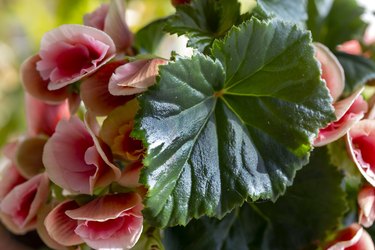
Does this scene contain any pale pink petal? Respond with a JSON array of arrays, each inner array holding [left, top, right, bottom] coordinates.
[[85, 112, 122, 180], [67, 92, 82, 115], [25, 94, 70, 136], [2, 140, 18, 160], [66, 193, 143, 250], [314, 88, 367, 147], [15, 136, 48, 178], [65, 192, 142, 221], [21, 55, 69, 103], [83, 4, 109, 31], [36, 24, 116, 90], [43, 117, 97, 194], [0, 162, 26, 200], [80, 61, 135, 116], [337, 40, 363, 55], [0, 173, 49, 234], [44, 200, 83, 246], [37, 203, 70, 250], [117, 161, 143, 188], [358, 185, 375, 228], [326, 224, 375, 250], [315, 43, 345, 102], [104, 0, 134, 53], [347, 119, 375, 186], [109, 59, 168, 96]]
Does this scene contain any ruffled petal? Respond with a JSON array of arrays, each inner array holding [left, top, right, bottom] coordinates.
[[326, 224, 374, 250], [358, 185, 375, 228], [36, 24, 116, 90]]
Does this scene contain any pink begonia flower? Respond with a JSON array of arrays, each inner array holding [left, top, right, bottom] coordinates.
[[346, 119, 375, 186], [0, 173, 49, 234], [315, 42, 345, 102], [80, 61, 135, 116], [84, 0, 133, 53], [325, 224, 374, 250], [36, 24, 116, 90], [314, 88, 368, 146], [43, 116, 121, 195], [337, 40, 363, 56], [358, 185, 375, 228], [109, 58, 168, 96], [45, 193, 143, 249], [25, 94, 70, 137], [313, 43, 368, 147], [100, 99, 144, 161]]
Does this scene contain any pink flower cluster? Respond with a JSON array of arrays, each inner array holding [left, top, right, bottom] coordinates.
[[0, 0, 167, 249], [314, 40, 375, 249]]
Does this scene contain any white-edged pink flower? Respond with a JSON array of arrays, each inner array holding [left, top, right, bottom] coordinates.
[[80, 61, 135, 116], [314, 88, 368, 146], [84, 0, 133, 53], [347, 119, 375, 186], [313, 43, 368, 147], [42, 116, 121, 194], [45, 193, 143, 249], [109, 58, 168, 96], [0, 173, 49, 234], [315, 42, 345, 102], [358, 185, 375, 228], [325, 223, 375, 250], [36, 24, 116, 90]]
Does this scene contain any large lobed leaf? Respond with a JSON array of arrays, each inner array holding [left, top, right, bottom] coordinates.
[[256, 0, 308, 24], [163, 148, 348, 250], [133, 18, 335, 227]]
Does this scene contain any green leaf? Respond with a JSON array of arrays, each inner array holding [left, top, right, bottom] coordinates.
[[134, 18, 335, 228], [134, 18, 168, 54], [256, 0, 308, 24], [164, 148, 348, 250], [165, 0, 241, 52], [307, 0, 366, 49], [335, 51, 375, 95]]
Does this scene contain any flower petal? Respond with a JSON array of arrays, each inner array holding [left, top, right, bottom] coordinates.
[[0, 173, 49, 234], [117, 161, 143, 188], [0, 162, 26, 200], [109, 58, 167, 96], [326, 224, 374, 250], [346, 119, 375, 186], [21, 55, 69, 103], [80, 61, 135, 116], [25, 94, 70, 136], [314, 88, 367, 147], [36, 24, 116, 90], [44, 200, 83, 246], [315, 42, 345, 102], [43, 117, 96, 194], [358, 185, 375, 228], [104, 0, 134, 53]]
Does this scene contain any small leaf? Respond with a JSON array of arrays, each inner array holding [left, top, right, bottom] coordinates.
[[134, 18, 168, 54], [134, 18, 335, 228], [256, 0, 308, 24], [335, 51, 375, 96], [165, 0, 241, 52], [163, 148, 348, 250]]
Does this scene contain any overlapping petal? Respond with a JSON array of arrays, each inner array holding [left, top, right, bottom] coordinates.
[[109, 58, 167, 96], [358, 185, 375, 228]]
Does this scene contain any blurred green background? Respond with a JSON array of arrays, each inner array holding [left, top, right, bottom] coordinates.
[[0, 0, 176, 147]]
